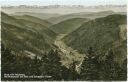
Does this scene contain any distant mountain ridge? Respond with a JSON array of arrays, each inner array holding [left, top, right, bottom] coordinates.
[[11, 12, 61, 20], [47, 11, 119, 24], [2, 5, 126, 9]]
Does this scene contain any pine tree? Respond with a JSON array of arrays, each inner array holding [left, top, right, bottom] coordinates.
[[117, 59, 127, 80], [60, 65, 72, 80], [102, 49, 127, 81], [40, 49, 63, 80], [29, 56, 42, 75], [80, 47, 99, 80], [69, 61, 80, 80]]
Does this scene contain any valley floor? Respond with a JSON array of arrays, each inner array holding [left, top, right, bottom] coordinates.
[[54, 34, 84, 72]]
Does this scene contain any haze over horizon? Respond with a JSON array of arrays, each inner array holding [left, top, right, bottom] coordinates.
[[1, 0, 127, 6]]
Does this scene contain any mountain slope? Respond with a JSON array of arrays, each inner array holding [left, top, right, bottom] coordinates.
[[1, 12, 57, 56], [1, 12, 56, 40], [17, 19, 57, 41], [1, 12, 24, 27], [63, 14, 127, 65], [13, 15, 52, 27], [50, 18, 89, 34]]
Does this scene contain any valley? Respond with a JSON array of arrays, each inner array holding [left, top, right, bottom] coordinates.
[[1, 7, 127, 81], [54, 34, 84, 71]]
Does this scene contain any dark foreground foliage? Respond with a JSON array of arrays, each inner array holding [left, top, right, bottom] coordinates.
[[1, 44, 79, 81], [80, 47, 127, 81], [1, 44, 127, 81]]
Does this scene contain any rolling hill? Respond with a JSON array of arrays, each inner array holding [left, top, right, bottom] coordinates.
[[17, 19, 57, 42], [47, 11, 116, 24], [50, 18, 89, 34], [13, 15, 52, 27], [62, 14, 127, 65], [11, 12, 61, 20], [1, 12, 57, 57]]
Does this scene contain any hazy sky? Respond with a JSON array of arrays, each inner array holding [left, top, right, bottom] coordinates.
[[1, 0, 127, 6]]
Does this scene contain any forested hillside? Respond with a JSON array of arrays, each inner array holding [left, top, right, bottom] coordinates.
[[62, 14, 127, 80], [1, 12, 57, 56], [50, 18, 89, 34], [63, 14, 127, 64]]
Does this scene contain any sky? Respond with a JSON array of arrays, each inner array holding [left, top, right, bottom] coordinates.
[[0, 0, 127, 6]]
